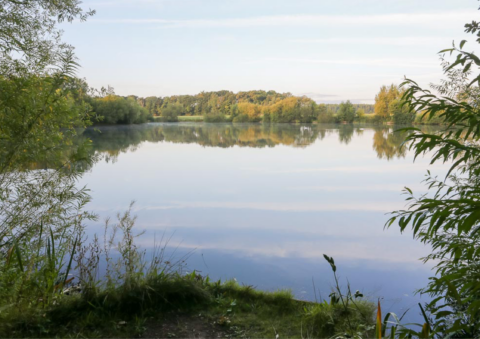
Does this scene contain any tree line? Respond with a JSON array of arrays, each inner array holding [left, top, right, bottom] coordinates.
[[78, 88, 380, 125], [66, 84, 422, 126], [131, 90, 378, 123], [89, 86, 426, 125], [52, 82, 419, 126]]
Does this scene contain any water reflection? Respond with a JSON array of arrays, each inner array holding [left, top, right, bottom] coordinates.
[[81, 123, 410, 162], [373, 129, 408, 160]]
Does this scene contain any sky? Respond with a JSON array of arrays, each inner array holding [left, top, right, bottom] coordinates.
[[62, 0, 480, 103]]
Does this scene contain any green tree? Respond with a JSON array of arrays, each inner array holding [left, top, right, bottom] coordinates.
[[144, 96, 159, 115], [337, 101, 356, 123], [317, 104, 335, 123], [389, 99, 415, 125], [92, 95, 151, 124], [0, 0, 96, 308], [230, 103, 240, 118], [160, 103, 182, 122], [356, 108, 365, 121]]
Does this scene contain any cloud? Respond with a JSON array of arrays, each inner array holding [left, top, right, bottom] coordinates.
[[298, 92, 338, 99], [315, 99, 375, 104], [88, 200, 404, 213], [241, 162, 447, 175], [134, 237, 428, 264], [86, 0, 172, 7], [137, 200, 403, 212], [287, 183, 426, 193], [290, 36, 452, 46], [91, 10, 474, 28], [247, 57, 439, 69]]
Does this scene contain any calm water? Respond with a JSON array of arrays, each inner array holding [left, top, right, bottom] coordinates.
[[78, 122, 446, 323]]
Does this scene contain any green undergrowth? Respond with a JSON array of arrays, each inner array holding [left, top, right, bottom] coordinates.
[[177, 115, 204, 122], [0, 273, 375, 338], [206, 279, 375, 338]]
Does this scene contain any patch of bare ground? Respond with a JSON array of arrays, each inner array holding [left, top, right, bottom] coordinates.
[[142, 313, 234, 339]]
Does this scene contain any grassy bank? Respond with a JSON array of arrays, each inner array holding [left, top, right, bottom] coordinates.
[[181, 113, 445, 126], [1, 273, 375, 338], [154, 114, 408, 125], [178, 115, 204, 122], [0, 206, 375, 338], [152, 115, 205, 122]]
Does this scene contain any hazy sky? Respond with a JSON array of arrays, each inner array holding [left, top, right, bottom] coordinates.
[[62, 0, 480, 103]]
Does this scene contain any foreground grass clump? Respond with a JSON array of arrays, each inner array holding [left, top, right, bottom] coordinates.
[[0, 273, 375, 338], [207, 279, 375, 338], [0, 272, 209, 337]]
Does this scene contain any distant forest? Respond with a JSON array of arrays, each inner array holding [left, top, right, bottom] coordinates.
[[126, 90, 374, 117], [89, 88, 414, 125]]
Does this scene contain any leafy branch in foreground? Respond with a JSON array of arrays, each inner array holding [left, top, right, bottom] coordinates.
[[0, 0, 98, 325], [386, 5, 480, 337]]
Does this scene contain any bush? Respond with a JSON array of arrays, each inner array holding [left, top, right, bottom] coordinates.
[[317, 111, 336, 123], [262, 112, 271, 123], [204, 112, 226, 122], [337, 101, 356, 123], [413, 111, 445, 125], [390, 99, 415, 125], [92, 95, 151, 124], [160, 104, 182, 122], [236, 102, 262, 122], [232, 113, 250, 123]]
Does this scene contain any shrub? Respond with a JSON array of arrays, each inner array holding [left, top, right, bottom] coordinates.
[[232, 113, 250, 123], [160, 104, 182, 122], [92, 95, 151, 124], [204, 112, 226, 122]]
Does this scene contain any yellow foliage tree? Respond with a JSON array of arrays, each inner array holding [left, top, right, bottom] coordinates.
[[237, 102, 261, 120], [374, 84, 400, 121]]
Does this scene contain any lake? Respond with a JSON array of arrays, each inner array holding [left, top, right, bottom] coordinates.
[[78, 122, 446, 323]]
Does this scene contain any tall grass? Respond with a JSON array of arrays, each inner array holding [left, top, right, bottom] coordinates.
[[0, 202, 191, 335]]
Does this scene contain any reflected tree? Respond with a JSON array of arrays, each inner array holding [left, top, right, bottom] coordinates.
[[337, 125, 355, 144], [372, 128, 408, 160], [65, 124, 427, 165]]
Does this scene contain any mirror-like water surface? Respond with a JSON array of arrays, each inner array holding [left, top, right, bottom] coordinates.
[[79, 123, 446, 323]]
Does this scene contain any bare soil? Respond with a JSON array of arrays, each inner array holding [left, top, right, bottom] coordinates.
[[142, 313, 232, 339]]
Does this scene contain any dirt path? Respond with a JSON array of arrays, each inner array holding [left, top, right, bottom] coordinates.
[[142, 314, 231, 339]]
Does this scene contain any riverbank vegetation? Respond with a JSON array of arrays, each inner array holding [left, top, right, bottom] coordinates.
[[96, 86, 445, 126], [89, 87, 438, 126], [86, 88, 384, 125], [140, 88, 435, 126], [136, 90, 372, 124], [90, 94, 151, 124], [87, 86, 385, 125]]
